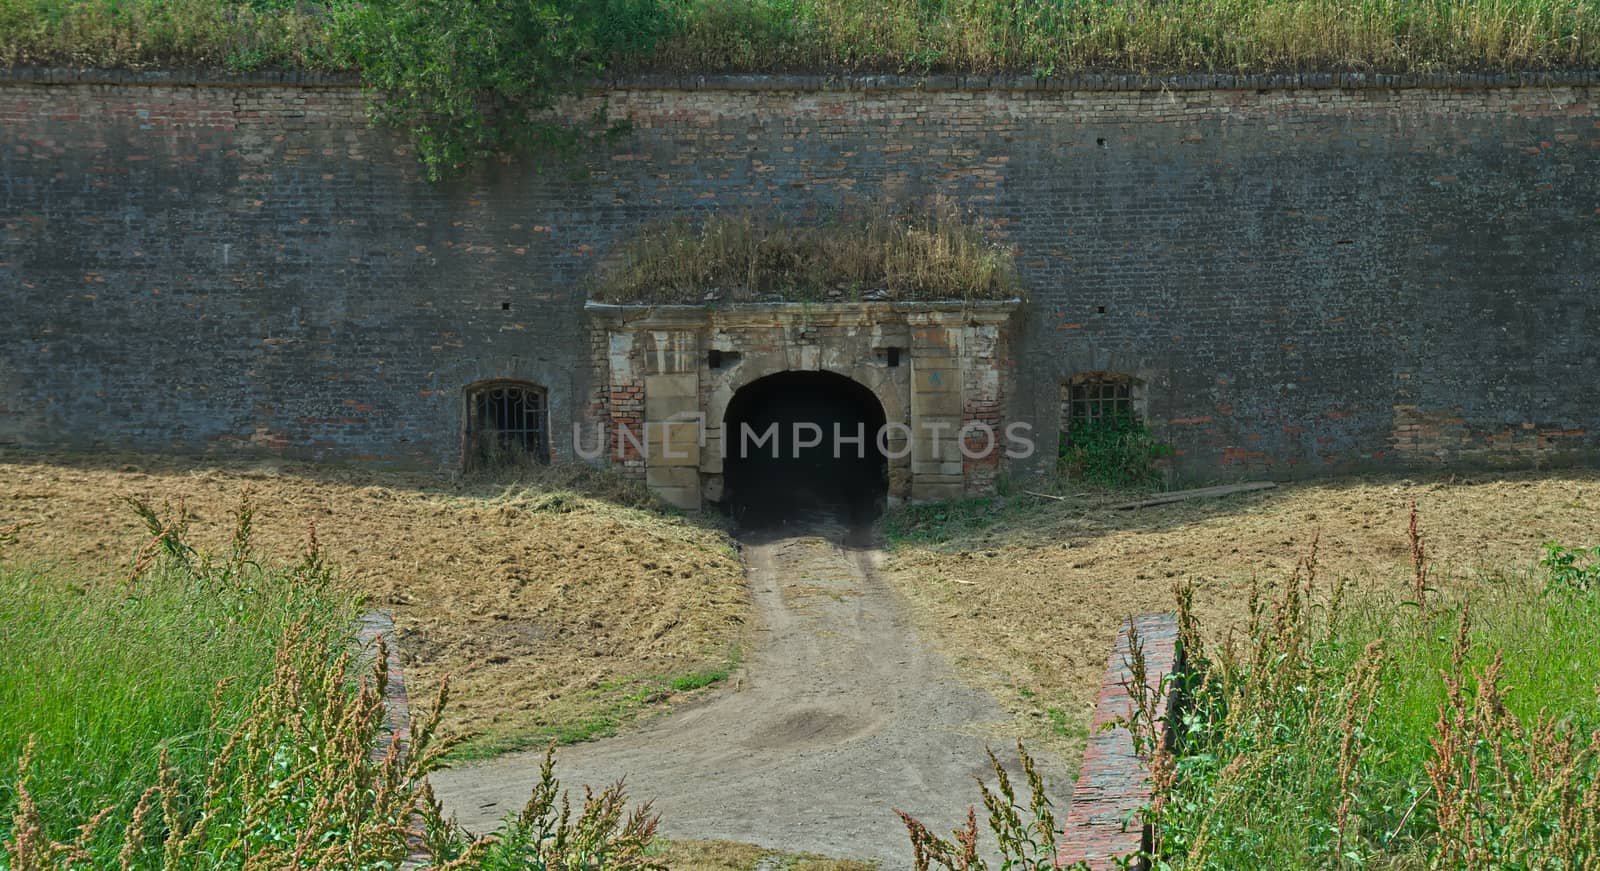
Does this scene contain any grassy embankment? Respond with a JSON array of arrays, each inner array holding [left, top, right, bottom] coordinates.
[[1138, 513, 1600, 866], [0, 501, 353, 856], [3, 0, 1597, 75], [0, 505, 671, 868], [0, 453, 749, 761], [881, 472, 1600, 767], [886, 479, 1600, 868]]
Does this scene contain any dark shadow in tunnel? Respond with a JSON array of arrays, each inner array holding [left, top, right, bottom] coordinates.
[[721, 370, 888, 530]]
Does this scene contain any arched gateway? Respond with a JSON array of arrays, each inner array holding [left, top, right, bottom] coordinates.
[[584, 300, 1023, 512], [722, 369, 889, 525]]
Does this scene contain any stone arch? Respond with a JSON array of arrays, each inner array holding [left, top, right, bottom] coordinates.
[[706, 363, 907, 438], [585, 300, 1020, 511], [719, 368, 891, 526]]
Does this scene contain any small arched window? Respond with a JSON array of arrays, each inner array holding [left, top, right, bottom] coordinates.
[[1061, 372, 1143, 445], [466, 381, 549, 468]]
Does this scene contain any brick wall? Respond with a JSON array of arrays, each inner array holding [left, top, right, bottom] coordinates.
[[2, 70, 1595, 476]]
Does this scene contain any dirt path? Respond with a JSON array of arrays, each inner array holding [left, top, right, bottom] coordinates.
[[432, 518, 1064, 865]]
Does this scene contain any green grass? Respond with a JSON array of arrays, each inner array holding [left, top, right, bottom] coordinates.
[[3, 0, 1598, 75], [1044, 707, 1081, 741], [450, 649, 742, 761], [1153, 555, 1600, 867], [883, 496, 1011, 547], [0, 522, 354, 856]]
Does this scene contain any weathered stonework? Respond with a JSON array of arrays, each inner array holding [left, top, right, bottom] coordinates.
[[585, 301, 1021, 508], [1, 71, 1595, 488]]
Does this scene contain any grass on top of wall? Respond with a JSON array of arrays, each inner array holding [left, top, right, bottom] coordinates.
[[3, 0, 1599, 75], [588, 201, 1022, 305]]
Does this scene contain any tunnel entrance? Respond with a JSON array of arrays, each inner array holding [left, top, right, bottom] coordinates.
[[722, 370, 888, 528]]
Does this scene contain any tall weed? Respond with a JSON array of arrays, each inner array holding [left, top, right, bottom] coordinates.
[[1148, 517, 1600, 869], [0, 496, 663, 870]]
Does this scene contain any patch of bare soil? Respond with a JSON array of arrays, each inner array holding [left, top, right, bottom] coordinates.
[[882, 472, 1600, 763], [0, 450, 748, 755]]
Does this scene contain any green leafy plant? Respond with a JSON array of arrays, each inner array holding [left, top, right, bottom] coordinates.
[[427, 747, 662, 870], [1057, 414, 1173, 490], [1539, 541, 1600, 593], [332, 0, 676, 180]]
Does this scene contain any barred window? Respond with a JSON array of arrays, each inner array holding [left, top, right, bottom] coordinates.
[[466, 382, 548, 467], [1062, 374, 1140, 442]]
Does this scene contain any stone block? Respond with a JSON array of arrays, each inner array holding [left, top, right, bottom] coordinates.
[[645, 373, 700, 420], [647, 420, 702, 466], [912, 367, 959, 393], [912, 386, 964, 418], [912, 433, 962, 464], [646, 464, 698, 486]]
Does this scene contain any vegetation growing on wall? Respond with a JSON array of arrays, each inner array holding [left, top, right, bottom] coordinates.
[[589, 201, 1021, 304], [334, 0, 676, 180], [648, 0, 1600, 77], [3, 0, 1597, 177], [6, 0, 1599, 76], [1057, 414, 1175, 490]]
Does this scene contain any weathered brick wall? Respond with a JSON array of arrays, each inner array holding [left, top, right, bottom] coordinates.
[[2, 70, 1595, 476]]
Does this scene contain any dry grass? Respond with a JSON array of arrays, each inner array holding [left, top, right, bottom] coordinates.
[[5, 0, 1598, 75], [881, 471, 1600, 763], [0, 450, 748, 758], [651, 839, 878, 870], [589, 201, 1020, 305], [647, 0, 1600, 75]]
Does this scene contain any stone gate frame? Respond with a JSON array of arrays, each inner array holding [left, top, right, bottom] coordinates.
[[585, 300, 1022, 509]]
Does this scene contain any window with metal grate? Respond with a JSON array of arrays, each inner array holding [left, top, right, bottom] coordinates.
[[466, 382, 549, 467], [1062, 374, 1140, 443]]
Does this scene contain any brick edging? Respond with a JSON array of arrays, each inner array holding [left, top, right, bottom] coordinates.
[[1055, 613, 1182, 871], [3, 65, 1596, 92], [355, 610, 412, 758]]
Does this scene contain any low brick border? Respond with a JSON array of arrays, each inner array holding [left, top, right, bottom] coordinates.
[[1055, 613, 1182, 870], [3, 66, 1595, 92], [355, 610, 412, 758]]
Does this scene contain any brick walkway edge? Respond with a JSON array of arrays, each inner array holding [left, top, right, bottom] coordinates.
[[1056, 613, 1183, 870]]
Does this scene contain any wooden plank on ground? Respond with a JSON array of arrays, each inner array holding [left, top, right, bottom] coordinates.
[[1110, 480, 1276, 511]]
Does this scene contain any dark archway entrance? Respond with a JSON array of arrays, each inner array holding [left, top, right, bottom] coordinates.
[[722, 370, 888, 528]]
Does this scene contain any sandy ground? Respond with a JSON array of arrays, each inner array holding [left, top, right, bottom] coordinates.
[[881, 471, 1600, 762], [433, 518, 1066, 866], [0, 451, 748, 755]]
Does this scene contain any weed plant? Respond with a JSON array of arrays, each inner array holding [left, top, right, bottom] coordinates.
[[0, 498, 664, 869]]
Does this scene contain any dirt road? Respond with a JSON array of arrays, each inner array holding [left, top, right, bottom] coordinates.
[[432, 518, 1064, 865]]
